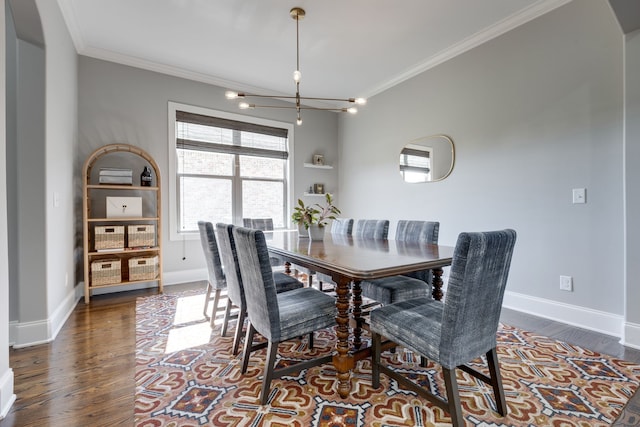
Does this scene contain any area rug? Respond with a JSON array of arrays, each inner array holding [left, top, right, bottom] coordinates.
[[134, 291, 640, 426]]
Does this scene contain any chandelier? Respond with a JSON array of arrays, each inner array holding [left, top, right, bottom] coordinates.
[[225, 7, 366, 126]]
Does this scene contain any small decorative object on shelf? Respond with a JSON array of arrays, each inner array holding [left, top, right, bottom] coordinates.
[[99, 167, 132, 185], [313, 183, 324, 194], [308, 185, 314, 194], [313, 154, 324, 166], [141, 166, 152, 186]]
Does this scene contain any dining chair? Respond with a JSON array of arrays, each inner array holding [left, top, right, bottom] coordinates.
[[215, 223, 305, 355], [242, 217, 285, 269], [232, 226, 337, 405], [370, 229, 517, 427], [316, 218, 354, 291], [360, 220, 439, 305], [353, 219, 389, 239], [197, 221, 228, 326]]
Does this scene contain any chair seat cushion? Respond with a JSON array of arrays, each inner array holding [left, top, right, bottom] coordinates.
[[361, 275, 431, 305], [277, 288, 337, 341], [369, 297, 443, 364], [273, 272, 304, 293]]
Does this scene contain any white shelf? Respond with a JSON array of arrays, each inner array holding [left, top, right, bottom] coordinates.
[[303, 192, 327, 197], [303, 162, 333, 169]]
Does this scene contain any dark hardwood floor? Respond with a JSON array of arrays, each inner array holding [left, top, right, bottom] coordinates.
[[2, 281, 639, 426]]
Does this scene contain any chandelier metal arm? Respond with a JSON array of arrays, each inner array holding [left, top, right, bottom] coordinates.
[[225, 6, 365, 125]]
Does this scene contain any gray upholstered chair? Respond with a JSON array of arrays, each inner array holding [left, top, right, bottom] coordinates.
[[360, 220, 439, 305], [242, 217, 285, 268], [316, 218, 354, 290], [215, 223, 304, 355], [232, 226, 337, 405], [198, 221, 227, 326], [370, 229, 517, 427], [353, 219, 389, 239]]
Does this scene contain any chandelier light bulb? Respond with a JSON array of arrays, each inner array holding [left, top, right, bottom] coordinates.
[[355, 98, 367, 105], [225, 91, 239, 99], [347, 107, 358, 114], [239, 102, 252, 109], [293, 70, 302, 83], [296, 118, 303, 125]]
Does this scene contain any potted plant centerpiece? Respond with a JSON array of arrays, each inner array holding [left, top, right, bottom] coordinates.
[[291, 193, 340, 240]]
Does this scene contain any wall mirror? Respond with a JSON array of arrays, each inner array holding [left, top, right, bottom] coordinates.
[[399, 134, 455, 183]]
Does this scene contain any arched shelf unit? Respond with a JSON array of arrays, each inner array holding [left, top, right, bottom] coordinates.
[[82, 143, 163, 303]]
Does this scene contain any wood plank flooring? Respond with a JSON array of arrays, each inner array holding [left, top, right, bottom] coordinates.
[[1, 282, 639, 426]]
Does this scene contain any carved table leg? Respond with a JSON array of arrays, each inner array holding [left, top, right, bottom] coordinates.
[[432, 267, 444, 301], [332, 275, 354, 398], [351, 280, 363, 350]]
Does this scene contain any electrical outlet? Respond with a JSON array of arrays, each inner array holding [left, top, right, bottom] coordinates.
[[559, 275, 573, 291]]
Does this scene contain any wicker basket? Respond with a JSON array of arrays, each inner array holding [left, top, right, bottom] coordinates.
[[91, 259, 122, 286], [94, 225, 125, 250], [129, 255, 159, 281], [127, 224, 155, 248]]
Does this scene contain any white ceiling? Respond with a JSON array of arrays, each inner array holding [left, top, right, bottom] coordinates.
[[57, 0, 571, 107]]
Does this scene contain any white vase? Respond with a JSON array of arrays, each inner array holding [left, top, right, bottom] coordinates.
[[308, 224, 325, 241], [298, 223, 309, 238]]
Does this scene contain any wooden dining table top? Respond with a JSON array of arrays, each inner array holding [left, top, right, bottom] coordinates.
[[265, 230, 455, 280]]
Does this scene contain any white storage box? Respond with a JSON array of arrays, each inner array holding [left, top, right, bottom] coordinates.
[[106, 196, 142, 218]]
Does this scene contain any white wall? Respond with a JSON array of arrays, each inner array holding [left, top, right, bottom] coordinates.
[[1, 0, 16, 419], [339, 1, 626, 337], [77, 57, 339, 288]]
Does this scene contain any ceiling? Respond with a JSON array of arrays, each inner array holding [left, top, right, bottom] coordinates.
[[56, 0, 573, 107]]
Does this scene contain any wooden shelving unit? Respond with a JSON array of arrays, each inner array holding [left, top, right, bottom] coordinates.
[[82, 143, 163, 303]]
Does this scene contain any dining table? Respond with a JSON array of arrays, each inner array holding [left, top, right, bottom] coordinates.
[[265, 230, 455, 398]]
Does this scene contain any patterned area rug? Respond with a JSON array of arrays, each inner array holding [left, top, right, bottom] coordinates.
[[135, 291, 640, 426]]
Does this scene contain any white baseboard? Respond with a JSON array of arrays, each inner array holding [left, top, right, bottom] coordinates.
[[0, 368, 15, 420], [10, 288, 79, 349], [622, 321, 640, 349], [502, 290, 624, 338]]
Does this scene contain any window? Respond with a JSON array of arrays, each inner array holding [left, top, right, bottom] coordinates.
[[168, 103, 294, 240]]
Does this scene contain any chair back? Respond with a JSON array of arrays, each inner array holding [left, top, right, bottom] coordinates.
[[215, 223, 245, 308], [395, 220, 439, 244], [245, 218, 274, 231], [232, 226, 281, 341], [197, 221, 226, 290], [330, 218, 354, 235], [353, 219, 389, 239], [439, 229, 517, 368]]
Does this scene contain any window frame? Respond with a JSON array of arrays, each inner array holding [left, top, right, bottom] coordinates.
[[167, 101, 295, 241]]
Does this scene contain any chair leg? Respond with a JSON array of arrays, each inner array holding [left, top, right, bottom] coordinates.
[[221, 298, 232, 337], [260, 340, 279, 405], [371, 332, 381, 389], [203, 282, 213, 319], [442, 367, 464, 427], [308, 331, 314, 349], [241, 323, 256, 374], [209, 289, 222, 328], [232, 308, 247, 356], [486, 347, 507, 416]]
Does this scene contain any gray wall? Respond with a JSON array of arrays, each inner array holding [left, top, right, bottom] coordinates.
[[77, 57, 339, 283], [625, 28, 640, 343], [339, 1, 626, 336]]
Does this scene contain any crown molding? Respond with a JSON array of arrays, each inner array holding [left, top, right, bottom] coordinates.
[[363, 0, 574, 98]]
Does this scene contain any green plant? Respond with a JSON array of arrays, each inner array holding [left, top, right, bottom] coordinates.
[[291, 193, 341, 228]]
